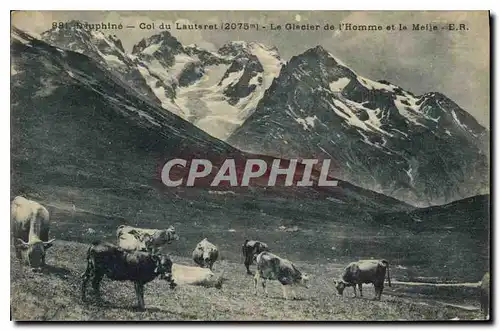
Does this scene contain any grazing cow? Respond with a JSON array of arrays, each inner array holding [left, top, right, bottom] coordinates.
[[334, 259, 391, 300], [81, 241, 176, 310], [479, 272, 490, 319], [254, 251, 309, 300], [172, 264, 224, 289], [116, 225, 179, 253], [242, 239, 269, 275], [192, 238, 219, 270], [11, 196, 55, 271]]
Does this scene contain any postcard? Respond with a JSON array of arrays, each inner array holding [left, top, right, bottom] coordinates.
[[10, 10, 490, 321]]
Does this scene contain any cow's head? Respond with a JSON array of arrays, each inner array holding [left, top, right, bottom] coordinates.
[[256, 242, 269, 253], [202, 247, 214, 264], [155, 226, 179, 245], [15, 238, 55, 271], [290, 264, 309, 288], [298, 273, 310, 288], [166, 226, 179, 242], [153, 254, 173, 282], [139, 233, 155, 252], [334, 280, 348, 295]]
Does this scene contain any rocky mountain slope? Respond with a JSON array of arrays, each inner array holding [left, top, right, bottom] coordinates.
[[372, 194, 490, 234], [41, 22, 283, 140], [25, 22, 490, 206], [11, 28, 410, 214], [228, 46, 489, 206], [12, 27, 237, 194]]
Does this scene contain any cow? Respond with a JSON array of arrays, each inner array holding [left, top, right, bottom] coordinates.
[[81, 241, 176, 311], [192, 238, 219, 270], [254, 251, 309, 300], [334, 259, 391, 300], [116, 225, 179, 253], [172, 264, 224, 289], [11, 196, 55, 271], [479, 272, 490, 320], [242, 239, 269, 275]]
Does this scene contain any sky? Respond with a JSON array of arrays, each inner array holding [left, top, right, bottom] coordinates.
[[11, 10, 490, 127]]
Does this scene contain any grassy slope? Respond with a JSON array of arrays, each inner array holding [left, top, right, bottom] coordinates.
[[29, 185, 489, 282], [11, 240, 483, 321], [10, 189, 488, 322]]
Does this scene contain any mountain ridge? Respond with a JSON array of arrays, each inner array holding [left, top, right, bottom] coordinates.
[[228, 45, 489, 206], [40, 23, 283, 140], [12, 27, 413, 214], [28, 24, 490, 206]]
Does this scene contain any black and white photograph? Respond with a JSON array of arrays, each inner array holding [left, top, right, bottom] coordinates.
[[9, 10, 491, 321]]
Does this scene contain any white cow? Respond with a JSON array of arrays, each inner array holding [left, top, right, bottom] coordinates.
[[192, 238, 219, 270], [11, 196, 55, 271], [116, 225, 179, 252], [254, 251, 309, 300], [172, 264, 224, 288]]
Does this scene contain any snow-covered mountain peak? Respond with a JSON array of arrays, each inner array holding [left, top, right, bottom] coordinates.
[[42, 21, 109, 46], [17, 25, 489, 206], [41, 21, 129, 64], [218, 41, 281, 60], [132, 31, 183, 56], [228, 44, 489, 206]]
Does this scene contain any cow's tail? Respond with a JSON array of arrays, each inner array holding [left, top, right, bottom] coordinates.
[[242, 240, 249, 261], [381, 259, 391, 287]]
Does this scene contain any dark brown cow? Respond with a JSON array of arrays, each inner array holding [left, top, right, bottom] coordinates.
[[334, 259, 391, 300], [81, 241, 176, 310], [242, 239, 269, 275]]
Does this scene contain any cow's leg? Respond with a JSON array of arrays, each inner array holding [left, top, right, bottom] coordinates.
[[135, 282, 145, 310], [134, 282, 140, 308], [358, 284, 363, 297], [81, 268, 91, 301], [40, 227, 49, 243], [378, 283, 384, 300], [282, 285, 289, 300], [140, 284, 146, 309], [92, 272, 104, 301], [291, 287, 297, 300], [482, 297, 489, 319], [374, 283, 383, 300], [261, 278, 268, 296], [14, 244, 22, 260], [245, 262, 252, 275], [373, 285, 380, 300], [13, 233, 24, 261], [253, 272, 260, 294], [352, 285, 357, 298]]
